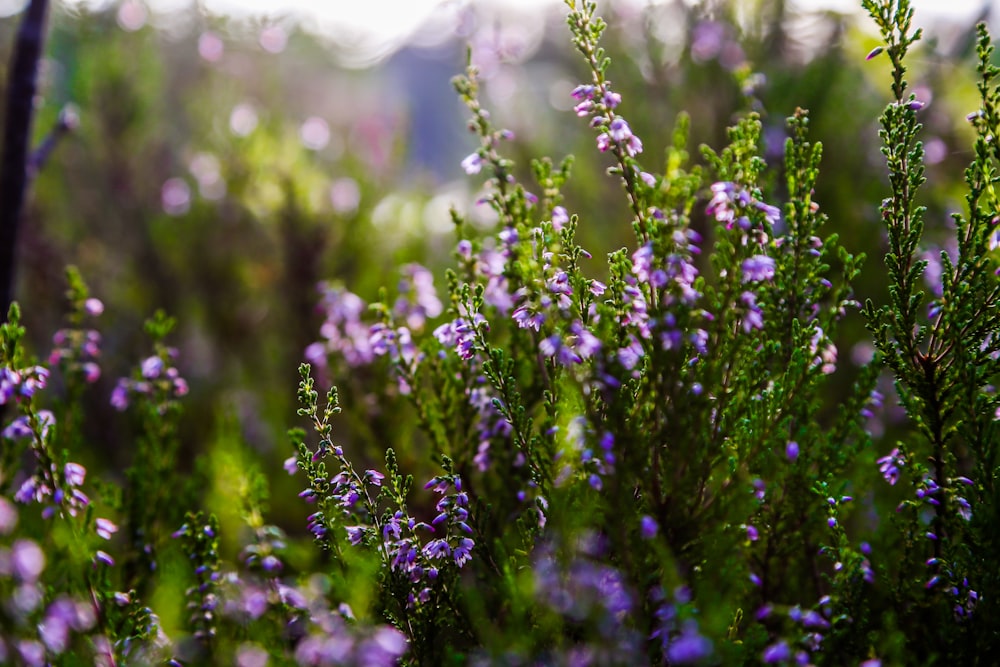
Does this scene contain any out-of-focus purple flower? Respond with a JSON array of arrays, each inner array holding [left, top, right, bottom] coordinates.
[[96, 518, 118, 540], [64, 462, 86, 487], [551, 206, 569, 231], [0, 497, 17, 534], [357, 626, 408, 666], [141, 356, 164, 379], [19, 366, 49, 397], [762, 640, 791, 663], [741, 292, 764, 332], [957, 497, 972, 521], [11, 539, 46, 582], [17, 641, 45, 667], [83, 298, 104, 316], [666, 621, 713, 664], [234, 643, 269, 667], [640, 515, 658, 539], [94, 551, 115, 567], [786, 441, 800, 461], [111, 380, 129, 411], [2, 416, 32, 439], [742, 255, 776, 282]]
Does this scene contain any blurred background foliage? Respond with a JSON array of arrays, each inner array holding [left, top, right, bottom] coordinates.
[[0, 0, 995, 554]]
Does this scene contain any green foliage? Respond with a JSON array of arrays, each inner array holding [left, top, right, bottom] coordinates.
[[4, 0, 1000, 664]]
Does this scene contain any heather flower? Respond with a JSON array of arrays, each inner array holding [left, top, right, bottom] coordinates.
[[956, 497, 972, 521], [2, 415, 33, 439], [754, 200, 781, 225], [111, 380, 129, 410], [452, 538, 472, 566], [740, 292, 764, 332], [877, 447, 903, 485], [666, 621, 713, 664], [19, 366, 49, 397], [461, 152, 483, 175], [640, 515, 658, 539], [10, 539, 46, 582], [786, 441, 800, 461], [608, 117, 632, 142], [141, 355, 164, 379], [552, 205, 569, 231], [762, 640, 791, 663], [742, 255, 776, 282], [394, 264, 443, 330]]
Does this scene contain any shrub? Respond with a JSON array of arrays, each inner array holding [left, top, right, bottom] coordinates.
[[1, 0, 999, 664]]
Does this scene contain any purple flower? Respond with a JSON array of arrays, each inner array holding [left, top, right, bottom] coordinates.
[[608, 118, 631, 142], [110, 381, 129, 411], [865, 46, 884, 60], [346, 526, 366, 545], [64, 462, 86, 487], [666, 622, 713, 664], [786, 441, 800, 461], [461, 153, 483, 175], [423, 539, 451, 560], [454, 537, 474, 567], [640, 515, 658, 539], [551, 206, 569, 231], [754, 201, 781, 225], [742, 255, 776, 282], [957, 497, 972, 521], [11, 539, 46, 582], [877, 447, 903, 485], [2, 416, 32, 439], [84, 298, 104, 316], [141, 356, 163, 379], [740, 292, 764, 332], [762, 640, 791, 663], [94, 550, 115, 567], [574, 99, 595, 116], [96, 518, 118, 540]]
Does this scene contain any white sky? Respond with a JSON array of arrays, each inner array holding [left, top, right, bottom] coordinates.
[[0, 0, 995, 64]]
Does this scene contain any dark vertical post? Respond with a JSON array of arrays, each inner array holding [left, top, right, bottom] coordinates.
[[0, 0, 50, 321]]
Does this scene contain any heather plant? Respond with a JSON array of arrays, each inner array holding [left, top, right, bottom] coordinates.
[[2, 0, 1000, 665]]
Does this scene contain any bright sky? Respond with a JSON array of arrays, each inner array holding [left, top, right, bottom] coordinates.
[[0, 0, 995, 65]]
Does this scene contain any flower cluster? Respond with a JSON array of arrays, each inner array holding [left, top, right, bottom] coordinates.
[[110, 349, 189, 412], [305, 283, 374, 370], [47, 298, 103, 385], [0, 365, 49, 406]]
